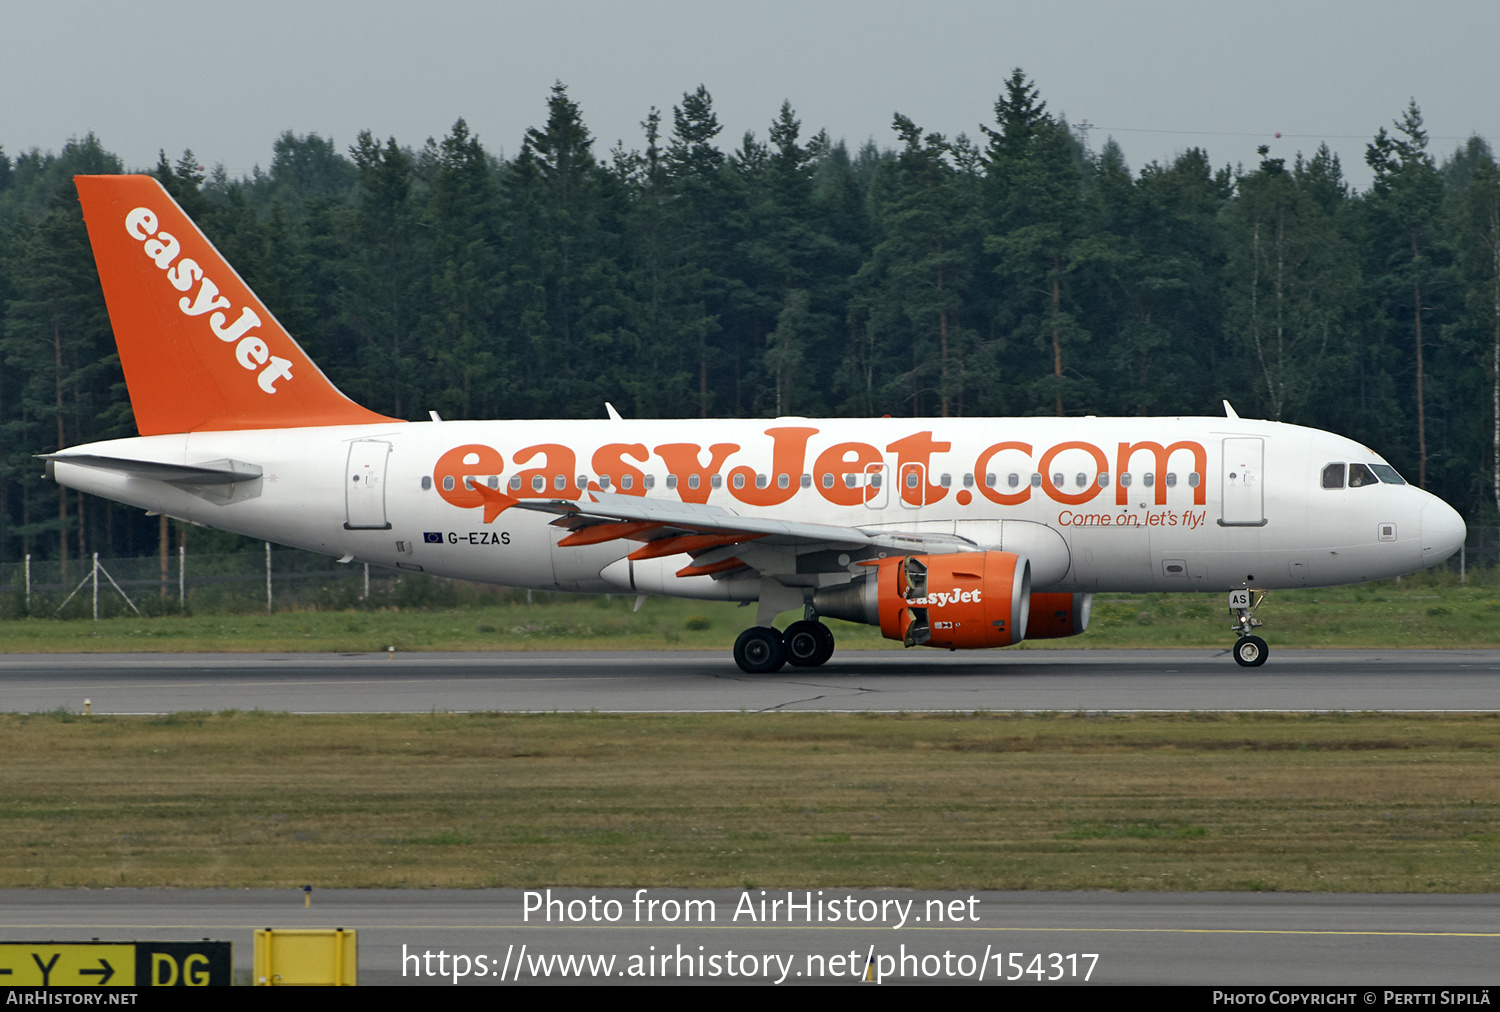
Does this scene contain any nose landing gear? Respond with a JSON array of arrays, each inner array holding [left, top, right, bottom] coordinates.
[[1229, 588, 1269, 667], [733, 618, 836, 674]]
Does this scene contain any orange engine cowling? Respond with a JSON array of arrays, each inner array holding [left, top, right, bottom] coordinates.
[[872, 551, 1032, 649], [1024, 592, 1093, 639]]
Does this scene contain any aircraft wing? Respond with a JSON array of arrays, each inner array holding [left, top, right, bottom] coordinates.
[[474, 484, 981, 580]]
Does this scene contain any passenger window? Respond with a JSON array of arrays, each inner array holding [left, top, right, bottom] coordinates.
[[940, 473, 951, 488], [870, 473, 883, 488], [1008, 473, 1019, 488], [1052, 473, 1064, 487], [1097, 472, 1109, 487], [421, 475, 433, 490], [801, 474, 812, 488], [1188, 472, 1200, 488], [621, 474, 633, 490], [1322, 463, 1345, 489], [844, 474, 856, 488], [667, 474, 679, 489], [754, 473, 767, 489], [732, 473, 745, 489], [507, 476, 520, 491], [962, 473, 973, 488], [1348, 463, 1377, 488], [1120, 472, 1132, 488], [555, 474, 566, 490], [1031, 473, 1043, 488], [822, 473, 834, 489], [1165, 473, 1177, 488], [905, 471, 919, 489], [687, 474, 700, 490], [532, 475, 545, 492], [598, 475, 611, 489], [711, 474, 723, 489], [1075, 473, 1087, 488], [576, 474, 587, 489], [1144, 473, 1154, 488], [442, 475, 454, 491], [644, 474, 655, 490], [777, 473, 789, 489]]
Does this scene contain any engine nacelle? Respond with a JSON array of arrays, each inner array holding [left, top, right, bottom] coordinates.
[[813, 551, 1031, 649], [1024, 592, 1092, 639]]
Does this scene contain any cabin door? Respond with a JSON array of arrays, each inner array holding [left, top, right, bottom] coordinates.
[[1220, 437, 1266, 527], [345, 439, 393, 530]]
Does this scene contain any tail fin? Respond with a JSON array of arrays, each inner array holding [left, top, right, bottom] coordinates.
[[75, 174, 397, 435]]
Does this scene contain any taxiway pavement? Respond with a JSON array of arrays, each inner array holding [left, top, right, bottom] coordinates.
[[0, 649, 1496, 713], [0, 889, 1494, 985]]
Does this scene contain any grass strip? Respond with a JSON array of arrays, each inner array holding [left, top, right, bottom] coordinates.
[[0, 579, 1497, 653], [2, 711, 1497, 892]]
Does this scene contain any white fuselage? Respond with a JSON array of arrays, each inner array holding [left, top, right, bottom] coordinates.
[[51, 415, 1466, 600]]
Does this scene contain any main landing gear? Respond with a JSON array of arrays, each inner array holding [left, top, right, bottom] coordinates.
[[1229, 588, 1269, 667], [733, 620, 835, 674]]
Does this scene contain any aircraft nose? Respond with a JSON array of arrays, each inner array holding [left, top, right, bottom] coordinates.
[[1420, 497, 1466, 567]]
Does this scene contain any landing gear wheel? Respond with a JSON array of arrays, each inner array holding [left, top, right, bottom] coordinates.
[[734, 626, 787, 674], [784, 620, 835, 667], [811, 623, 835, 666], [1233, 635, 1268, 667]]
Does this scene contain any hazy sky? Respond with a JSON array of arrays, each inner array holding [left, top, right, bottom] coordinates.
[[7, 1, 1497, 190]]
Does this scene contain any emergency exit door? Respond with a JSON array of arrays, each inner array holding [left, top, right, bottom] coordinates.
[[345, 440, 392, 530]]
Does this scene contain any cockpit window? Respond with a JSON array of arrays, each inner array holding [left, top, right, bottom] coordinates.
[[1321, 463, 1345, 489], [1348, 463, 1378, 488], [1369, 463, 1407, 485]]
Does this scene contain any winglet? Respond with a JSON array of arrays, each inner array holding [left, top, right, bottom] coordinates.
[[1223, 399, 1240, 419], [75, 174, 398, 435]]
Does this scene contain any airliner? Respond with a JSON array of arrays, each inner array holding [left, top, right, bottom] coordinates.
[[47, 175, 1467, 672]]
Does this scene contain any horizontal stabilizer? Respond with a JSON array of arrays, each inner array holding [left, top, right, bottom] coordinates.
[[43, 453, 262, 485]]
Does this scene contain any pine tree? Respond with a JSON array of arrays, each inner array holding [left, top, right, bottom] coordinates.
[[1366, 101, 1449, 488], [984, 70, 1092, 416], [1224, 145, 1357, 421], [1444, 140, 1500, 519]]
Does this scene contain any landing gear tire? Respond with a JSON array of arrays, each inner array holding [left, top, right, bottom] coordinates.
[[784, 620, 835, 667], [734, 626, 787, 674], [1233, 635, 1268, 667]]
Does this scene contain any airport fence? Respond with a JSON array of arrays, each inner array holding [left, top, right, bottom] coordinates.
[[0, 546, 465, 620], [1431, 524, 1500, 585], [0, 526, 1496, 621]]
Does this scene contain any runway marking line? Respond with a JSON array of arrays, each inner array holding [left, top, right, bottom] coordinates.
[[0, 677, 624, 692]]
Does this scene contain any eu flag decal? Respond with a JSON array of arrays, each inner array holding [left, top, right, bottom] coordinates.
[[423, 532, 444, 544]]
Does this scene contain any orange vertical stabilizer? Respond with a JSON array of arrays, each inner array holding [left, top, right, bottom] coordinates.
[[75, 174, 399, 435]]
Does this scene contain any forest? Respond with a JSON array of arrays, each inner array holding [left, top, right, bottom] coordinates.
[[1, 70, 1497, 566]]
